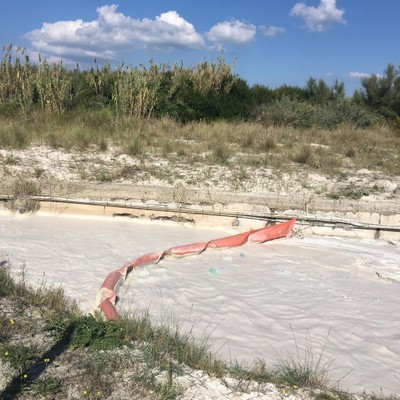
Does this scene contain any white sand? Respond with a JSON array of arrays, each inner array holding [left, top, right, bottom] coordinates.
[[1, 214, 399, 395]]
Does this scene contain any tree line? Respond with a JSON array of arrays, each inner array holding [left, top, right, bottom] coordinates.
[[1, 44, 399, 129]]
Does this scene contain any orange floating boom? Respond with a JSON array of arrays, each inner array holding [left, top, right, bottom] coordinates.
[[96, 219, 296, 320]]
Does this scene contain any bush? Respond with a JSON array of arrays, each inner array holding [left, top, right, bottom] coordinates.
[[258, 97, 381, 129], [45, 315, 127, 351]]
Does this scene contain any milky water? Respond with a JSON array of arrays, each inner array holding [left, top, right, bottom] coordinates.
[[1, 214, 399, 394]]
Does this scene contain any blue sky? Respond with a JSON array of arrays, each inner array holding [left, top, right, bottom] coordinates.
[[1, 0, 399, 94]]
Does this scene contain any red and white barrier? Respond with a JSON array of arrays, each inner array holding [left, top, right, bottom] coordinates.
[[96, 219, 296, 320]]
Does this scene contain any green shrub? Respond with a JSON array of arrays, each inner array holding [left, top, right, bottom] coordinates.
[[1, 343, 38, 374], [259, 97, 381, 129], [45, 315, 127, 351]]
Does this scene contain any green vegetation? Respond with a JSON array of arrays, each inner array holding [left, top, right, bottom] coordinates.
[[1, 44, 399, 126], [327, 184, 384, 200], [1, 343, 38, 374], [31, 377, 62, 397], [1, 44, 399, 192], [1, 113, 399, 179], [45, 315, 127, 350], [354, 64, 400, 125]]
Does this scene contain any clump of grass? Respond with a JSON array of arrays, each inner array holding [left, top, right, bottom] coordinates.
[[4, 153, 20, 165], [114, 164, 140, 180], [314, 390, 357, 400], [0, 260, 77, 317], [33, 167, 45, 179], [10, 176, 40, 197], [80, 352, 120, 398], [160, 138, 174, 157], [327, 184, 384, 200], [71, 128, 91, 150], [210, 142, 230, 165], [240, 133, 254, 148], [345, 147, 356, 158], [176, 143, 189, 158], [131, 366, 183, 400], [0, 343, 38, 374], [98, 136, 108, 151], [0, 125, 30, 149], [123, 134, 147, 157], [11, 125, 29, 148], [228, 358, 274, 392], [274, 327, 334, 390], [122, 311, 226, 377], [274, 353, 330, 388], [7, 176, 41, 213], [31, 377, 62, 397], [95, 167, 113, 183], [313, 148, 343, 171], [259, 133, 277, 152], [292, 144, 314, 165], [0, 312, 13, 341]]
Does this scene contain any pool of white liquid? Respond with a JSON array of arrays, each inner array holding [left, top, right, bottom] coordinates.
[[1, 214, 399, 395]]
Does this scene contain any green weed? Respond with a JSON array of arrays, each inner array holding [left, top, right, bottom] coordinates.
[[1, 343, 38, 374], [273, 327, 333, 390], [327, 185, 384, 200], [95, 167, 113, 183], [31, 377, 62, 396], [45, 315, 127, 351]]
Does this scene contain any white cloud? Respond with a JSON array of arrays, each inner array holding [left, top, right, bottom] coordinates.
[[290, 0, 345, 32], [259, 25, 286, 38], [25, 4, 205, 61], [349, 71, 383, 79], [325, 72, 333, 77], [206, 20, 256, 46], [349, 71, 371, 79]]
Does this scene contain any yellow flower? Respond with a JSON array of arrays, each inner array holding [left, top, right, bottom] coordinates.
[[44, 358, 50, 363], [23, 374, 28, 379], [293, 385, 298, 389], [83, 390, 88, 395], [281, 388, 286, 395], [4, 351, 9, 357], [10, 319, 14, 325]]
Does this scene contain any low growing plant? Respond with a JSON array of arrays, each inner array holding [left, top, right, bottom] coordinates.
[[31, 377, 62, 396], [45, 315, 127, 351], [1, 343, 38, 374]]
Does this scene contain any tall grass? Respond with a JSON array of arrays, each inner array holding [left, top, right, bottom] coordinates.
[[1, 112, 399, 176], [0, 259, 77, 317], [0, 45, 237, 121], [112, 62, 162, 118]]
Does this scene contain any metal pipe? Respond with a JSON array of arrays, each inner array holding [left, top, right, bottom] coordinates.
[[1, 194, 400, 232]]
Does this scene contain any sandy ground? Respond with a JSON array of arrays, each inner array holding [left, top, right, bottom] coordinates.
[[1, 145, 400, 216], [1, 213, 399, 396]]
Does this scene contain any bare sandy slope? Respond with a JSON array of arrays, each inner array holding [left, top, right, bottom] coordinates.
[[1, 145, 399, 217]]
